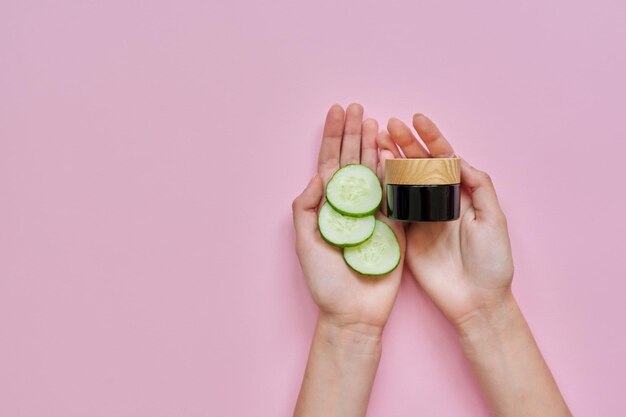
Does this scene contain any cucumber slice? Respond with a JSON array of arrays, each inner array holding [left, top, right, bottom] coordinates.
[[326, 164, 382, 217], [318, 202, 376, 247], [343, 220, 400, 276]]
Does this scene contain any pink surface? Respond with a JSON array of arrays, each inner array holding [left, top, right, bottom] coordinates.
[[1, 1, 625, 416]]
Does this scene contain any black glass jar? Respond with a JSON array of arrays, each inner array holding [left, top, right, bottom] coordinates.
[[384, 158, 461, 222]]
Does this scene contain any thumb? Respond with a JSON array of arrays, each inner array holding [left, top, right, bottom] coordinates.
[[460, 158, 504, 222], [377, 149, 395, 181], [375, 129, 401, 216], [292, 173, 324, 234], [375, 130, 401, 181], [377, 149, 395, 216]]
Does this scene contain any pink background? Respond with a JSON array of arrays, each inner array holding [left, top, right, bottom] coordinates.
[[2, 1, 625, 416]]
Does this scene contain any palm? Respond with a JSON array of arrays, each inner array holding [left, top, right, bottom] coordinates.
[[404, 195, 512, 322], [299, 213, 404, 328]]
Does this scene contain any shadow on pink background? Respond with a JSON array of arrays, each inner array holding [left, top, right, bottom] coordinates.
[[1, 0, 625, 416]]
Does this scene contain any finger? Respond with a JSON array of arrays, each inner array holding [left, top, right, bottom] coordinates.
[[360, 118, 378, 172], [378, 148, 395, 216], [318, 104, 345, 184], [292, 173, 324, 235], [340, 103, 364, 166], [460, 158, 504, 222], [387, 117, 430, 158], [375, 129, 402, 159], [412, 113, 455, 157]]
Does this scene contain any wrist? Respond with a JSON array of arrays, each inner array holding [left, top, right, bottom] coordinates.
[[454, 291, 530, 371], [453, 290, 521, 341], [316, 313, 383, 357], [294, 313, 383, 417], [452, 292, 572, 417]]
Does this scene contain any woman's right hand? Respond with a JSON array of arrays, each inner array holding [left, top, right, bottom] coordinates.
[[377, 114, 514, 328]]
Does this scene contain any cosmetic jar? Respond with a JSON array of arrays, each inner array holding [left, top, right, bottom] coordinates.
[[384, 158, 461, 222]]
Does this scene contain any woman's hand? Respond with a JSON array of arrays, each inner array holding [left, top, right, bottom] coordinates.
[[292, 103, 406, 334], [378, 115, 571, 417], [377, 114, 514, 327], [293, 104, 406, 417]]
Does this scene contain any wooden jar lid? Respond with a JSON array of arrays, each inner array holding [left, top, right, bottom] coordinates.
[[385, 158, 461, 185]]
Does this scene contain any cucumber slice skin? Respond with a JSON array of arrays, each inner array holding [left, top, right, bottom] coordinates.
[[344, 249, 401, 276], [342, 220, 401, 276], [325, 164, 382, 217], [317, 202, 376, 248], [326, 198, 378, 218]]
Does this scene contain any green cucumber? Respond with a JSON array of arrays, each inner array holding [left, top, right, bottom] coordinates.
[[326, 164, 382, 217], [318, 202, 376, 247], [343, 220, 400, 276]]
